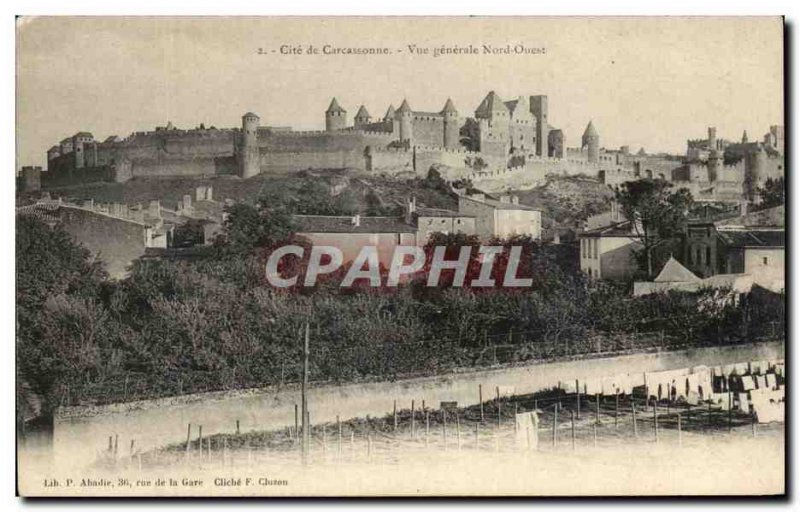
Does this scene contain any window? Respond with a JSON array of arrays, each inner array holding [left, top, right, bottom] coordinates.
[[706, 247, 711, 267], [763, 257, 770, 266], [593, 239, 598, 259]]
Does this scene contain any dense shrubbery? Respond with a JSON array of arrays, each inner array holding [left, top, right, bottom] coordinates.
[[16, 200, 785, 414]]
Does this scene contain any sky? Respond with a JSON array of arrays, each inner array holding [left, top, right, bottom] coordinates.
[[16, 16, 784, 169]]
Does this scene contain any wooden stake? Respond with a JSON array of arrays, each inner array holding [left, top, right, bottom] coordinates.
[[727, 391, 733, 433], [576, 379, 581, 419], [653, 403, 658, 443], [393, 400, 398, 432], [442, 410, 447, 451], [514, 403, 519, 433], [632, 401, 638, 438], [570, 410, 576, 452], [302, 322, 310, 462], [615, 393, 619, 429], [479, 385, 484, 422], [475, 422, 479, 450], [198, 425, 203, 457], [595, 393, 600, 425], [552, 404, 558, 446], [752, 413, 757, 438], [425, 410, 430, 447], [294, 404, 299, 444], [337, 416, 342, 455], [411, 400, 416, 437], [497, 400, 502, 429], [593, 422, 597, 448], [236, 419, 240, 435], [456, 411, 461, 450]]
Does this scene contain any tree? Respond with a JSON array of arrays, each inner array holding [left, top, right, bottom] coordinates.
[[615, 179, 693, 278], [213, 201, 295, 256], [757, 177, 785, 209]]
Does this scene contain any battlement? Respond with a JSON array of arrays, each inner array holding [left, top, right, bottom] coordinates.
[[412, 144, 481, 157], [369, 146, 412, 154], [32, 198, 155, 227]]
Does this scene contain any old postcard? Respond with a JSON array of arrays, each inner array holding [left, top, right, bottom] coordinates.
[[15, 16, 785, 497]]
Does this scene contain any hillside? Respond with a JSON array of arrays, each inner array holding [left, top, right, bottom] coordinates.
[[510, 175, 615, 229], [40, 169, 459, 214]]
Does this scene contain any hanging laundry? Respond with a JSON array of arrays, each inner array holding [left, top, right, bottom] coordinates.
[[601, 376, 618, 396], [737, 392, 749, 412], [560, 380, 578, 394], [752, 360, 769, 374], [497, 385, 516, 398], [766, 374, 777, 389], [584, 378, 602, 396], [740, 375, 756, 391]]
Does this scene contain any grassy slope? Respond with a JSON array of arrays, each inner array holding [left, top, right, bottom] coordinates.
[[41, 170, 459, 213]]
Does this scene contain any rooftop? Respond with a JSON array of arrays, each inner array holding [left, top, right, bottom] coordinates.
[[293, 215, 417, 234], [475, 91, 509, 118], [581, 220, 637, 238], [326, 98, 346, 114], [717, 230, 785, 249], [715, 204, 785, 229]]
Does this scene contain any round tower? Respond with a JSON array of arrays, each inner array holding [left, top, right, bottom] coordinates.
[[744, 143, 767, 200], [581, 121, 599, 164], [354, 105, 372, 130], [239, 112, 261, 179], [325, 98, 347, 132], [441, 98, 459, 149], [708, 126, 717, 151], [396, 99, 413, 144]]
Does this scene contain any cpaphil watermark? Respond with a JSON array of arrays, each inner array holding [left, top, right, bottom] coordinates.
[[265, 244, 533, 288]]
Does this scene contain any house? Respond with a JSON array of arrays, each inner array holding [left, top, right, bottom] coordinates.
[[413, 204, 477, 243], [683, 204, 784, 285], [293, 214, 418, 266], [633, 255, 779, 297], [578, 220, 642, 280], [457, 193, 542, 240]]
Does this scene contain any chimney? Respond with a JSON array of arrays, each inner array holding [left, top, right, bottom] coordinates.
[[148, 200, 161, 219], [182, 194, 192, 211], [205, 186, 213, 201], [196, 186, 207, 202], [740, 200, 748, 216], [352, 214, 361, 227], [611, 200, 619, 222], [511, 195, 519, 205]]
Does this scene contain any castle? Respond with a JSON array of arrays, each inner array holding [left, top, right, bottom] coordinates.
[[39, 91, 597, 185], [35, 91, 784, 205]]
